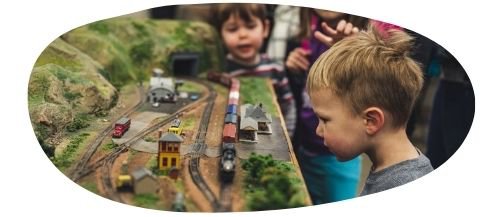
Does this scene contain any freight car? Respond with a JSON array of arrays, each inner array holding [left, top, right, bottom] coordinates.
[[224, 113, 237, 125], [226, 104, 237, 115], [222, 124, 237, 143]]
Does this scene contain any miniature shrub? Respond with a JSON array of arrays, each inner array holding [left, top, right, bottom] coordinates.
[[66, 114, 90, 132], [53, 133, 90, 170], [242, 153, 305, 210]]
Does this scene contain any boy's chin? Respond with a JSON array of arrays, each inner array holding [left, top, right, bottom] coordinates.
[[334, 153, 358, 162], [237, 54, 256, 62]]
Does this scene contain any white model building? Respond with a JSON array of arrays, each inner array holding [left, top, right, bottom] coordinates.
[[148, 68, 176, 103], [239, 103, 272, 142]]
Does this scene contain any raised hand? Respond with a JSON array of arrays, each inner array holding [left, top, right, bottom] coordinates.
[[314, 19, 359, 47]]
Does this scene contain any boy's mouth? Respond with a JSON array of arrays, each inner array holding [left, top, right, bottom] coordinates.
[[237, 44, 252, 52]]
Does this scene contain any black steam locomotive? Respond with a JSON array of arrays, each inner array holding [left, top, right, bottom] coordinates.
[[220, 142, 236, 182]]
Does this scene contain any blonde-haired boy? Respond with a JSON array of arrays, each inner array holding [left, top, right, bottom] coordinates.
[[307, 25, 433, 195]]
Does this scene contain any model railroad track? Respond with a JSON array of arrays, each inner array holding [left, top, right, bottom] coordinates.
[[69, 86, 145, 181], [218, 184, 233, 212], [187, 82, 226, 211], [101, 149, 124, 202]]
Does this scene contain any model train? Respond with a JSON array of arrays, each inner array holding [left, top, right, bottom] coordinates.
[[220, 142, 236, 182], [113, 117, 131, 138], [208, 72, 239, 183]]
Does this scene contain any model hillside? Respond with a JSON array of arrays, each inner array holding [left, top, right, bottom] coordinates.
[[29, 17, 223, 156]]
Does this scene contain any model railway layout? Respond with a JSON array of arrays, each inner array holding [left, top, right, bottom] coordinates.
[[27, 15, 315, 213], [35, 73, 309, 212]]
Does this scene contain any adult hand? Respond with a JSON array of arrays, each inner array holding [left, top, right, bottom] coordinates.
[[314, 19, 359, 47], [286, 47, 311, 73]]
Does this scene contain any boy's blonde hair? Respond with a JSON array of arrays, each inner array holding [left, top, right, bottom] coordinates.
[[307, 24, 424, 128]]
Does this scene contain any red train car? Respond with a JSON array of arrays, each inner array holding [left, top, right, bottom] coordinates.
[[222, 123, 237, 143]]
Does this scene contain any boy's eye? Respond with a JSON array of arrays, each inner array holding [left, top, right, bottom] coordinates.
[[224, 25, 238, 32], [246, 23, 257, 29]]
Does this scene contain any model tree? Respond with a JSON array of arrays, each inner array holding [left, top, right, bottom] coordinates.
[[242, 153, 305, 210]]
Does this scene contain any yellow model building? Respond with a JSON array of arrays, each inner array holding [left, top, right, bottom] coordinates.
[[158, 132, 183, 170]]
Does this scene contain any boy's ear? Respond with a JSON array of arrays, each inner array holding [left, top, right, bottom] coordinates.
[[263, 19, 271, 38], [362, 107, 384, 135]]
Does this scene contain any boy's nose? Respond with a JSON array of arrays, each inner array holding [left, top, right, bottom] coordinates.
[[238, 28, 248, 38]]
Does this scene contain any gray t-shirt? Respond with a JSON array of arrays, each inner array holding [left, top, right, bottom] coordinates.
[[360, 153, 434, 196]]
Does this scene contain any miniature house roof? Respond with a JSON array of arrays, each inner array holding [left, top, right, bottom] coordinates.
[[150, 77, 174, 90], [242, 103, 272, 123], [131, 167, 157, 181], [149, 86, 174, 94], [159, 132, 184, 143], [240, 117, 258, 131]]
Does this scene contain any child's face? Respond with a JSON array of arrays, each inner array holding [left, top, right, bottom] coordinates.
[[221, 14, 269, 64], [311, 89, 369, 161]]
